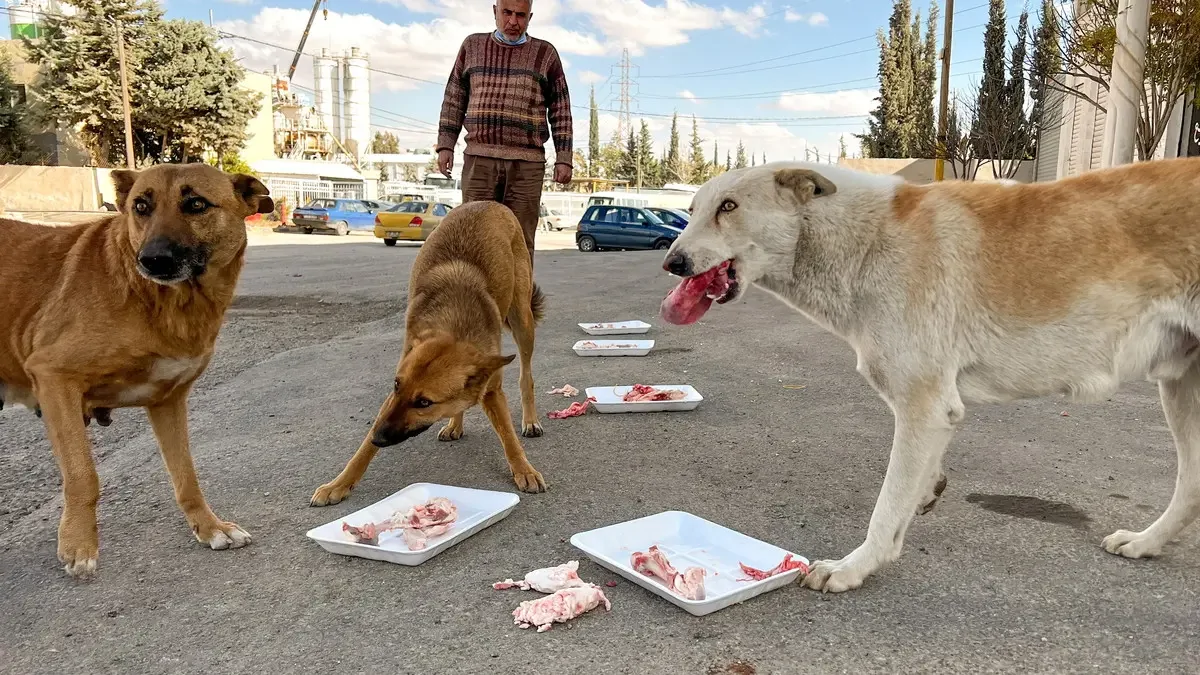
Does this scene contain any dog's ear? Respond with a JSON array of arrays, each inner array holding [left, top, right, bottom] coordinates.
[[230, 173, 275, 215], [774, 168, 837, 203], [111, 169, 139, 212], [465, 354, 517, 390]]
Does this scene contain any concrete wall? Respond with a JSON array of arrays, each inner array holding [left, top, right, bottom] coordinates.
[[0, 164, 105, 212], [837, 158, 1035, 183]]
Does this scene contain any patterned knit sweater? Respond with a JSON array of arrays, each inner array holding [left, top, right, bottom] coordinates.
[[437, 32, 574, 166]]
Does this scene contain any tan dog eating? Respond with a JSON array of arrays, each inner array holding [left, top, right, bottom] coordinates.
[[311, 200, 547, 507]]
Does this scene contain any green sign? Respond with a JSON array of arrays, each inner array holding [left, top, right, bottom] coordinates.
[[10, 23, 42, 40]]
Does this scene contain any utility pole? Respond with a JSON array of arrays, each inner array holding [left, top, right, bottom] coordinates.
[[934, 0, 955, 181], [1100, 0, 1151, 167], [113, 18, 136, 169]]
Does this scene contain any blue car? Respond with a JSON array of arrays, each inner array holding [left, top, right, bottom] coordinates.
[[292, 198, 390, 236], [575, 204, 684, 253], [647, 207, 690, 229]]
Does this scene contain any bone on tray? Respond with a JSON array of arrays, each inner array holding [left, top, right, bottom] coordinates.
[[622, 384, 686, 402], [512, 585, 612, 633], [736, 553, 809, 581], [630, 545, 707, 601], [341, 496, 458, 550], [493, 560, 593, 593]]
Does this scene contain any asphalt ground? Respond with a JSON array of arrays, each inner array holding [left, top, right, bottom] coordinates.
[[1, 231, 1197, 674]]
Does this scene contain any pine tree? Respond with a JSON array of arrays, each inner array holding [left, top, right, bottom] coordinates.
[[637, 119, 657, 187], [735, 141, 747, 168], [1003, 10, 1030, 158], [912, 1, 939, 157], [839, 135, 848, 160], [0, 55, 43, 164], [726, 149, 732, 171], [712, 141, 718, 171], [24, 0, 259, 166], [688, 115, 706, 183], [588, 86, 600, 177], [371, 131, 400, 154], [972, 0, 1008, 157], [666, 112, 682, 182], [857, 0, 917, 158]]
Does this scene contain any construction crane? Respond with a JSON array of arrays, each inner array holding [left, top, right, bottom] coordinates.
[[286, 0, 328, 84]]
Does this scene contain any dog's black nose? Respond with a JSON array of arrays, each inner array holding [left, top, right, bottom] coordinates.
[[371, 424, 430, 448], [137, 237, 182, 279], [663, 252, 692, 277]]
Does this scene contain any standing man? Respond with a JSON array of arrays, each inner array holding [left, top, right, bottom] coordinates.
[[436, 0, 573, 263]]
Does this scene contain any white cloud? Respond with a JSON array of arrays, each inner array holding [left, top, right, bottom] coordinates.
[[566, 0, 771, 55], [679, 90, 700, 104], [578, 70, 606, 85], [784, 10, 828, 26], [773, 88, 877, 117]]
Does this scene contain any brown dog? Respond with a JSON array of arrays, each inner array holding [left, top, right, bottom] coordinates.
[[0, 163, 273, 579], [310, 200, 547, 506]]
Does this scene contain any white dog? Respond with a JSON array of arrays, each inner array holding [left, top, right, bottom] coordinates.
[[659, 158, 1200, 593]]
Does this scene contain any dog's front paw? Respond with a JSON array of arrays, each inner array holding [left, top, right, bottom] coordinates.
[[511, 463, 547, 493], [58, 526, 99, 580], [193, 518, 252, 550], [310, 482, 353, 507], [438, 423, 464, 442], [801, 558, 868, 593], [521, 421, 544, 438], [1102, 529, 1163, 559]]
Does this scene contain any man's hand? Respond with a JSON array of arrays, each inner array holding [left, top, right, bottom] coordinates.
[[437, 150, 454, 177], [554, 163, 572, 185]]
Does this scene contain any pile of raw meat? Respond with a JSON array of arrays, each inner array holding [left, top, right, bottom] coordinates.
[[494, 561, 611, 633], [737, 553, 809, 580], [341, 497, 457, 551], [622, 384, 686, 402], [579, 341, 639, 349], [630, 545, 707, 601]]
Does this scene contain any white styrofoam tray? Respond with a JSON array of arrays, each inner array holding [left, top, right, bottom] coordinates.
[[585, 385, 703, 413], [572, 339, 655, 357], [306, 482, 519, 566], [570, 510, 808, 616], [578, 320, 652, 335]]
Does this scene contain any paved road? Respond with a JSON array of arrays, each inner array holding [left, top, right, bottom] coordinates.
[[2, 236, 1197, 674]]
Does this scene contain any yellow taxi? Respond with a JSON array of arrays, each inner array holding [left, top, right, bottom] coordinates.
[[373, 201, 454, 246]]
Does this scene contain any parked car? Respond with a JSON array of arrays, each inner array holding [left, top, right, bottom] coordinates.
[[574, 204, 683, 253], [374, 200, 454, 246], [647, 207, 689, 229], [291, 198, 386, 236], [538, 203, 568, 231]]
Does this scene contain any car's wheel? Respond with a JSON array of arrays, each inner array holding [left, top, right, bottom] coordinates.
[[335, 221, 349, 236], [302, 227, 314, 235], [654, 239, 671, 250], [577, 235, 597, 252], [384, 239, 397, 247]]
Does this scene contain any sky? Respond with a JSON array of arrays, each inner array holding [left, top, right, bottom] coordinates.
[[7, 0, 1025, 167]]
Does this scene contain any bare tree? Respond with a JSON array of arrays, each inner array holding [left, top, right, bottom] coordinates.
[[945, 96, 982, 180], [1039, 0, 1200, 160]]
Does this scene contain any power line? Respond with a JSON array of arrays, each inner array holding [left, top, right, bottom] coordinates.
[[638, 1, 992, 79]]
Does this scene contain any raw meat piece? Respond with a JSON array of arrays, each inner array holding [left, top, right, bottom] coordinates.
[[547, 396, 596, 419], [630, 545, 707, 601], [622, 384, 686, 402], [493, 560, 591, 593], [340, 497, 458, 550], [661, 259, 735, 325], [512, 586, 611, 633], [547, 384, 579, 397], [579, 341, 637, 349], [737, 553, 809, 581]]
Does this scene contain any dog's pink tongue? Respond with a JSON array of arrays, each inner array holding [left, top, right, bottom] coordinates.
[[660, 268, 719, 325]]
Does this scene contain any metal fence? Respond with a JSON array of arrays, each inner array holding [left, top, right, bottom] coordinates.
[[262, 177, 365, 209]]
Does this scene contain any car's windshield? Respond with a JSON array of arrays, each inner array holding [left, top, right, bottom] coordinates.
[[389, 202, 428, 213]]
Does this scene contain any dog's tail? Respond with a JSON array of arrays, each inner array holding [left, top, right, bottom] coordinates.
[[530, 283, 546, 324]]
